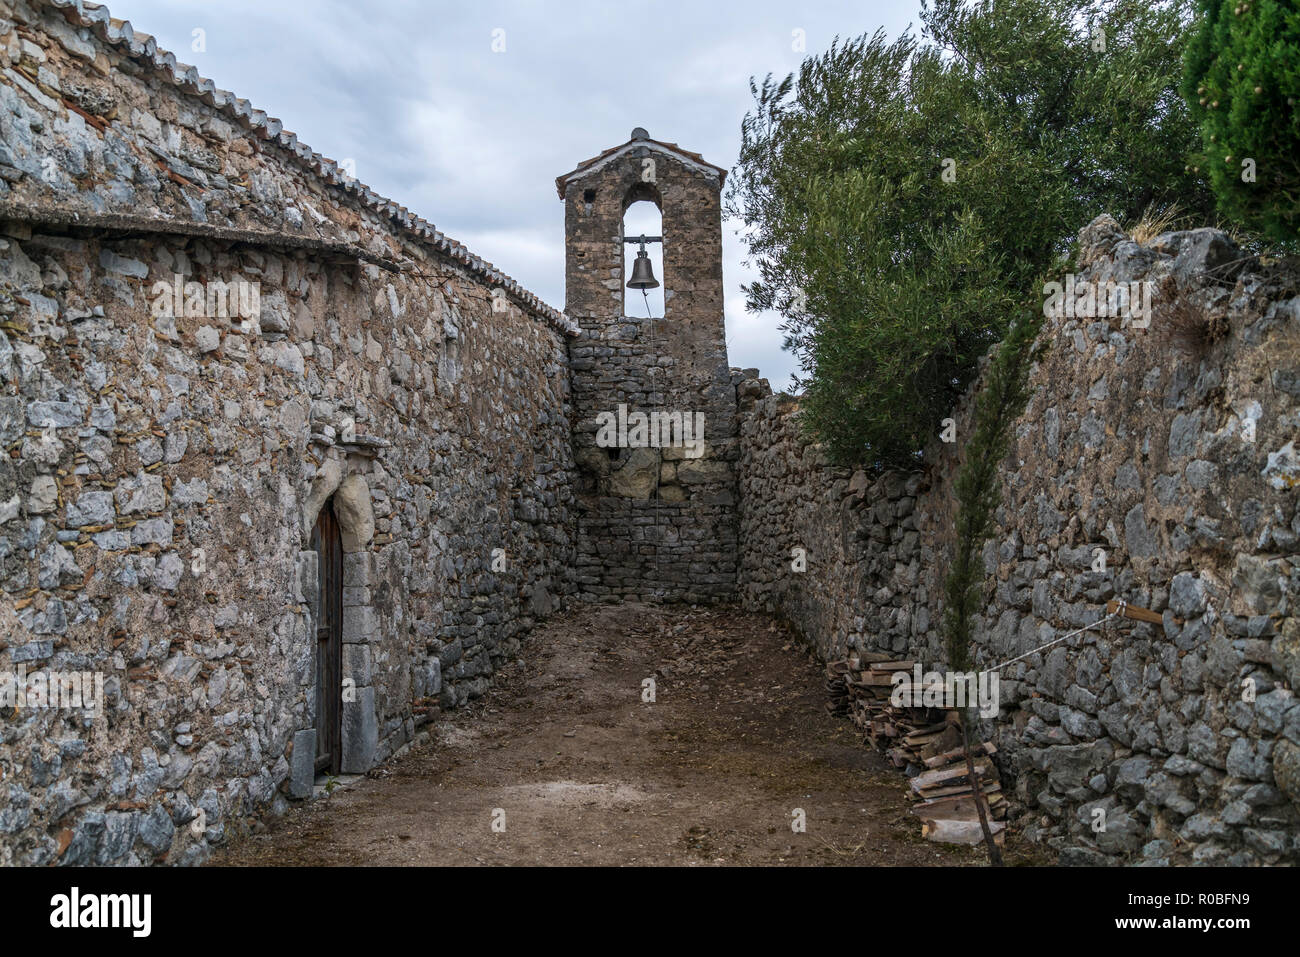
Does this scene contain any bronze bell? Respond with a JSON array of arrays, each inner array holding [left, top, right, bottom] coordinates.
[[627, 248, 659, 290]]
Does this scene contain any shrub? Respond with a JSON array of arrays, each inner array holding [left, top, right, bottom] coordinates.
[[727, 0, 1211, 468], [1183, 0, 1300, 244]]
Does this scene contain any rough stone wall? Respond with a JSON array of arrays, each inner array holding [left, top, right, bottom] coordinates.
[[562, 133, 738, 602], [0, 0, 574, 865], [737, 216, 1300, 865], [737, 383, 931, 658]]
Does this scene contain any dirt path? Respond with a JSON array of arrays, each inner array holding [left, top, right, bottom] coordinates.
[[213, 604, 1025, 866]]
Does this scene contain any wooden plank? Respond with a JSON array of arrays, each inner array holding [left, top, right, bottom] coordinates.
[[1106, 599, 1169, 627], [912, 797, 980, 821], [913, 795, 1006, 822], [858, 673, 899, 686], [903, 723, 949, 740], [922, 818, 1006, 845], [916, 781, 1002, 800], [922, 741, 997, 769], [911, 758, 994, 792]]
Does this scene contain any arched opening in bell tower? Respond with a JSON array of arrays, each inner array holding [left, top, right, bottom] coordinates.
[[623, 184, 664, 319]]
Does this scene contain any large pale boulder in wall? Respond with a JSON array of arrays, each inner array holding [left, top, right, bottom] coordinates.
[[335, 474, 375, 552]]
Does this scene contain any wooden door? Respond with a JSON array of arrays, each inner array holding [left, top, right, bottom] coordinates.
[[311, 499, 343, 774]]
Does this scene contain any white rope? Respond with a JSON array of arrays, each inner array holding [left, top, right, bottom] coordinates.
[[985, 601, 1127, 673], [644, 286, 663, 600]]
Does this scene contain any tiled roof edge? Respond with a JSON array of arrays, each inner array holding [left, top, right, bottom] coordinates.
[[555, 136, 727, 199], [36, 0, 575, 335]]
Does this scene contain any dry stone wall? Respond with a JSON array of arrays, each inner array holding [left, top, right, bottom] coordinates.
[[737, 216, 1300, 865], [0, 0, 574, 865]]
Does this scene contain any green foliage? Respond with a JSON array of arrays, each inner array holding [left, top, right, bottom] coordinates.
[[941, 309, 1045, 676], [1183, 0, 1300, 243], [727, 0, 1211, 468], [936, 306, 1046, 870]]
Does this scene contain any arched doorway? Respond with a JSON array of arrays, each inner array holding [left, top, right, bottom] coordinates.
[[311, 497, 343, 775]]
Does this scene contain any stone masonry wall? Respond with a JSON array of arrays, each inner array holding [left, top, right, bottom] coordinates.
[[562, 132, 738, 603], [0, 0, 574, 865], [737, 216, 1300, 865]]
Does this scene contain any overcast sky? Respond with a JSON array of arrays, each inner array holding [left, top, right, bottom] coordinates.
[[103, 0, 918, 392]]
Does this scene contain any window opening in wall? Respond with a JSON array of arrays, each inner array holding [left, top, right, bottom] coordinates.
[[623, 199, 664, 318]]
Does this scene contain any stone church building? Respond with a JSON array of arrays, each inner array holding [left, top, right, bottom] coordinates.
[[1, 0, 1297, 866]]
